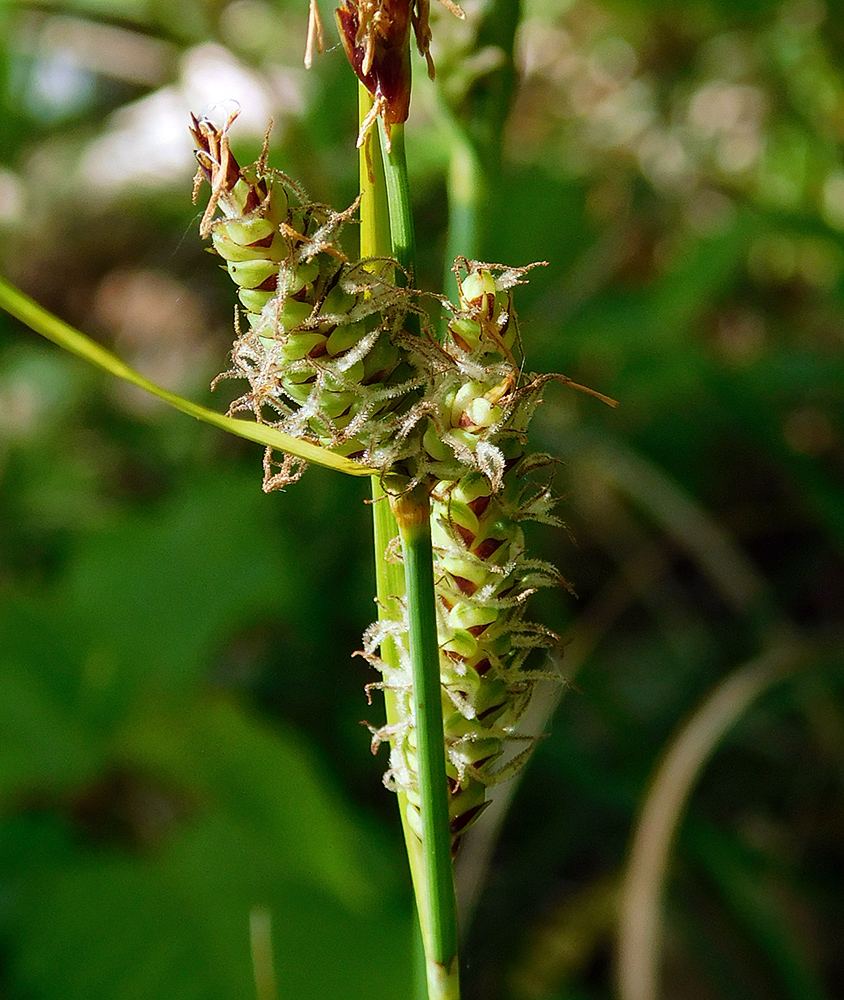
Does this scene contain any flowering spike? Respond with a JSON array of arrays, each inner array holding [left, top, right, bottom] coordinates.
[[356, 259, 612, 852], [336, 0, 413, 137], [192, 113, 614, 855], [191, 113, 423, 487], [335, 0, 465, 143]]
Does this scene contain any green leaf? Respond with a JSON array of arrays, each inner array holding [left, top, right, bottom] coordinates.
[[688, 821, 831, 1000], [0, 276, 374, 478], [0, 600, 106, 799]]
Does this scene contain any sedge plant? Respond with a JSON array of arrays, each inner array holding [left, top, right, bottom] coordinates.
[[189, 3, 615, 996], [0, 3, 616, 998]]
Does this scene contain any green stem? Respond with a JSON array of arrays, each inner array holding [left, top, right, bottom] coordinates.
[[378, 120, 416, 279], [359, 88, 460, 1000], [444, 130, 485, 301], [370, 477, 432, 1000], [440, 0, 521, 304], [358, 86, 392, 265], [392, 486, 459, 997], [359, 94, 421, 925]]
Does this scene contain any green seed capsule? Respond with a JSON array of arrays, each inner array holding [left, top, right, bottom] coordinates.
[[326, 322, 366, 356], [214, 216, 276, 248], [448, 602, 500, 632], [279, 332, 324, 360], [459, 270, 497, 307], [212, 233, 280, 263], [238, 288, 275, 314], [226, 258, 278, 289], [423, 422, 453, 462], [361, 335, 400, 381]]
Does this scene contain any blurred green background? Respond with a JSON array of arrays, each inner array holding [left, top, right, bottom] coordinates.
[[1, 0, 843, 998]]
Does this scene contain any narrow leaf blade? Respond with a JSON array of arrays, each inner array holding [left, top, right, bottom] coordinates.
[[0, 277, 374, 478]]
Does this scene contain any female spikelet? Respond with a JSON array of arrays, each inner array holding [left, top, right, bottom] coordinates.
[[364, 263, 575, 852], [191, 114, 420, 485], [432, 264, 574, 847]]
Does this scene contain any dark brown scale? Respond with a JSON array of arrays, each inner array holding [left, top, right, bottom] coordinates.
[[243, 187, 263, 213], [450, 330, 472, 352], [222, 144, 241, 192], [474, 657, 492, 676], [308, 341, 328, 358], [256, 274, 278, 291], [472, 536, 503, 560], [476, 703, 506, 722], [450, 803, 486, 838], [223, 153, 241, 193], [451, 575, 477, 597], [452, 522, 476, 547], [467, 623, 489, 638], [503, 453, 524, 474], [249, 232, 275, 249], [468, 495, 491, 517]]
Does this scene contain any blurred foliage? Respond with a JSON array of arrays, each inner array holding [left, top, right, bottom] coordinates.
[[1, 1, 843, 999]]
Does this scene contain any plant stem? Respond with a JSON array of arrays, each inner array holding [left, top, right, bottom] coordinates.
[[443, 129, 484, 300], [391, 486, 460, 999], [378, 120, 416, 279], [358, 87, 392, 266], [0, 278, 371, 478], [359, 87, 460, 1000], [359, 93, 420, 918], [440, 0, 521, 300]]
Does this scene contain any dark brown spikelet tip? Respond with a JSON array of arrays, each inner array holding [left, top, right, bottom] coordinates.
[[450, 802, 488, 844], [334, 0, 464, 146], [189, 111, 277, 238], [336, 0, 412, 130], [472, 536, 504, 561], [452, 575, 477, 597], [190, 113, 241, 198]]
